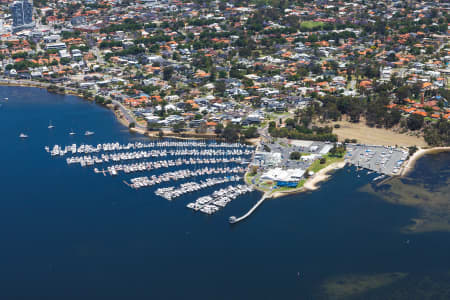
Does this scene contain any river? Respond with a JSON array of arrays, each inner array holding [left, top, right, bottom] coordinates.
[[0, 86, 449, 299]]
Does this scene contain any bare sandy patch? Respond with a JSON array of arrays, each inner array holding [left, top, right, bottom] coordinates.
[[330, 120, 427, 147]]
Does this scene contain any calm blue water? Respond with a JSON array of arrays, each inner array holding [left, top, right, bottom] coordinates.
[[0, 86, 449, 299]]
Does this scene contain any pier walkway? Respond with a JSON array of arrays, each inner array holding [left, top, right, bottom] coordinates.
[[229, 192, 270, 224]]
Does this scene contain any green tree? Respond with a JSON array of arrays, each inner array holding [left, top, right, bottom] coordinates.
[[406, 114, 424, 131], [408, 145, 418, 156], [172, 121, 185, 133], [94, 95, 105, 104], [242, 126, 259, 138], [215, 123, 224, 134], [60, 57, 71, 65], [289, 151, 302, 160], [222, 124, 241, 142], [215, 80, 226, 96], [329, 143, 345, 157], [163, 66, 174, 81], [396, 86, 411, 102]]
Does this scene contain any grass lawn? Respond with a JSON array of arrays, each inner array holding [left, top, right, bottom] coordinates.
[[245, 172, 256, 185], [300, 21, 324, 30], [274, 186, 294, 192], [261, 181, 274, 188], [308, 154, 345, 173], [266, 112, 290, 120], [297, 178, 306, 188], [258, 180, 275, 192]]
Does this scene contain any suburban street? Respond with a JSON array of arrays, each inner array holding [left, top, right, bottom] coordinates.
[[111, 99, 146, 130]]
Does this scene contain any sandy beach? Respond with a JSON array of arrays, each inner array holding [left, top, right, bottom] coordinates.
[[270, 187, 306, 199], [399, 146, 450, 177], [303, 161, 347, 190]]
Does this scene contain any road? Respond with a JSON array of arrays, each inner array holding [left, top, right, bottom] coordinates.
[[258, 111, 293, 143], [111, 99, 146, 130], [0, 78, 51, 87], [93, 46, 105, 65]]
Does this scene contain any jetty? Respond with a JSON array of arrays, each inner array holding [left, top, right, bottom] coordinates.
[[229, 191, 270, 224], [186, 184, 254, 215]]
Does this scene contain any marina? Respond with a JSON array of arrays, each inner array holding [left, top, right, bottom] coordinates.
[[186, 184, 254, 215], [154, 176, 242, 201], [94, 157, 248, 176], [45, 139, 256, 220], [47, 141, 254, 156], [61, 149, 252, 165], [127, 166, 246, 188], [45, 137, 410, 226]]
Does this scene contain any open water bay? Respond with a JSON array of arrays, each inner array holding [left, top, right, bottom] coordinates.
[[0, 86, 449, 299]]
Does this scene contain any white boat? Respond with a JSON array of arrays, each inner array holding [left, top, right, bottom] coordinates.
[[4, 97, 8, 101], [373, 174, 386, 182], [48, 121, 54, 129], [19, 133, 28, 138], [69, 129, 76, 135], [84, 131, 95, 136]]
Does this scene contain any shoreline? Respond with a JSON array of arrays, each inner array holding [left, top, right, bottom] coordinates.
[[0, 80, 87, 98], [1, 81, 441, 148], [269, 161, 347, 199], [303, 161, 347, 191], [4, 81, 450, 186], [0, 81, 233, 141], [399, 147, 450, 177], [268, 146, 450, 199]]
